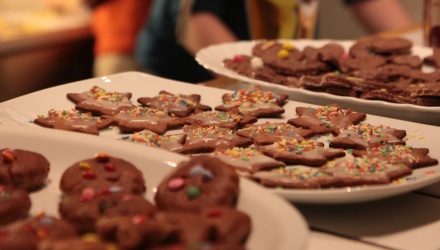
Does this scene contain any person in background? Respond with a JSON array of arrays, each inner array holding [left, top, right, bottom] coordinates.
[[85, 0, 152, 76], [135, 0, 412, 84], [44, 0, 152, 77]]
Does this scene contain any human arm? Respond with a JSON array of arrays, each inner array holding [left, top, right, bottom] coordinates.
[[346, 0, 412, 33]]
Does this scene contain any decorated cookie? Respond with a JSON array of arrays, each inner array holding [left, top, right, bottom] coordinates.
[[215, 88, 288, 117], [251, 167, 339, 189], [177, 126, 253, 154], [0, 185, 31, 225], [287, 104, 366, 135], [352, 144, 439, 170], [0, 148, 50, 191], [181, 111, 257, 130], [121, 130, 186, 152], [321, 155, 413, 186], [59, 153, 146, 195], [0, 214, 78, 250], [107, 107, 184, 134], [236, 122, 317, 145], [34, 109, 113, 135], [137, 90, 212, 117], [67, 86, 134, 116], [59, 191, 157, 233], [257, 138, 345, 166], [39, 234, 112, 250], [201, 206, 251, 245], [155, 155, 239, 213], [329, 123, 407, 150], [210, 147, 285, 173]]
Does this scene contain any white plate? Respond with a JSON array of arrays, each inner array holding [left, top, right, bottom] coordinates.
[[0, 71, 439, 204], [0, 126, 308, 250], [195, 39, 440, 126]]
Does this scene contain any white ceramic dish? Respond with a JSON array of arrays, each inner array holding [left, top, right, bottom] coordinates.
[[0, 126, 308, 250], [0, 71, 439, 204], [195, 39, 440, 126]]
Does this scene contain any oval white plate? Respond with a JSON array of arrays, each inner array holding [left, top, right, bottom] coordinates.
[[0, 126, 308, 250], [196, 39, 440, 126]]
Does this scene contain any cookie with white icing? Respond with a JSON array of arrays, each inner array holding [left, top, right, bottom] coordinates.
[[107, 107, 184, 134], [67, 86, 134, 116], [210, 147, 285, 173], [329, 122, 406, 150], [120, 130, 186, 152], [34, 109, 113, 135], [215, 88, 288, 117], [352, 144, 438, 169], [288, 104, 366, 135], [236, 122, 316, 145], [137, 90, 212, 117], [257, 138, 345, 166], [177, 126, 253, 154], [181, 111, 257, 130]]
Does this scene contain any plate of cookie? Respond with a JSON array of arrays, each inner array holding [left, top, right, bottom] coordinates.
[[0, 125, 308, 250], [0, 71, 439, 205], [196, 38, 440, 126]]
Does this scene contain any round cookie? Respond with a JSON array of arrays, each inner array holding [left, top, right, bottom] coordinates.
[[0, 214, 78, 250], [59, 153, 146, 195], [155, 155, 239, 213], [0, 148, 50, 191], [59, 191, 157, 233], [0, 185, 31, 225]]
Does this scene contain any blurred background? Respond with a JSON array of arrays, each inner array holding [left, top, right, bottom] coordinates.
[[0, 0, 423, 102]]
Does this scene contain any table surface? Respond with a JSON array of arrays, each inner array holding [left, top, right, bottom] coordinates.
[[200, 25, 440, 250]]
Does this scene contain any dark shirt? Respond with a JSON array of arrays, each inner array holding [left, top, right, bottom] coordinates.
[[135, 0, 249, 83]]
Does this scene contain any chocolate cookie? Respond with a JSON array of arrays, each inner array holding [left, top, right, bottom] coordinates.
[[137, 91, 212, 117], [107, 107, 184, 134], [210, 147, 285, 173], [287, 104, 366, 135], [352, 144, 439, 170], [121, 130, 186, 152], [155, 155, 239, 213], [0, 185, 31, 225], [59, 191, 157, 233], [0, 148, 50, 191], [251, 167, 339, 189], [34, 109, 113, 135], [0, 214, 78, 250], [236, 122, 317, 145], [321, 155, 413, 186], [59, 153, 146, 195], [181, 111, 257, 130], [67, 86, 134, 116], [177, 126, 253, 154], [329, 123, 407, 150], [257, 138, 345, 166]]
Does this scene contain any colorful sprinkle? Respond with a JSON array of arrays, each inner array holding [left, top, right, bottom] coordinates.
[[186, 185, 201, 199], [168, 177, 185, 190]]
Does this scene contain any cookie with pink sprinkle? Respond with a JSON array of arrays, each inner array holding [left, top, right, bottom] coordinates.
[[34, 109, 113, 135], [59, 153, 146, 195], [67, 86, 135, 116], [137, 90, 211, 117], [236, 122, 317, 145], [120, 130, 186, 153], [155, 155, 239, 213], [107, 107, 184, 134], [215, 88, 288, 117], [257, 138, 345, 166]]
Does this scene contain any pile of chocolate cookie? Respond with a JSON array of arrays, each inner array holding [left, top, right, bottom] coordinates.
[[31, 86, 439, 190], [223, 37, 440, 106], [0, 148, 250, 249]]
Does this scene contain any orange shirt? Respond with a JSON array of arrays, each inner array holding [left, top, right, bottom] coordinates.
[[91, 0, 152, 55]]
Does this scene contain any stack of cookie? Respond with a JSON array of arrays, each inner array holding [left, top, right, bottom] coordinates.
[[0, 149, 252, 249], [224, 37, 440, 107]]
